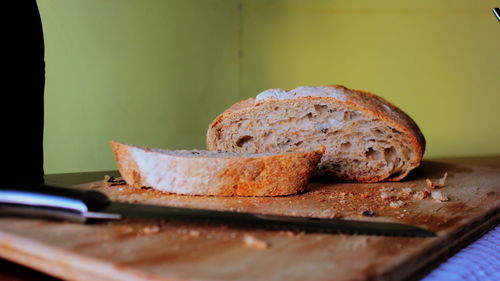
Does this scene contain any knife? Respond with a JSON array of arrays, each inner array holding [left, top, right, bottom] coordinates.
[[0, 184, 435, 237], [494, 7, 500, 22]]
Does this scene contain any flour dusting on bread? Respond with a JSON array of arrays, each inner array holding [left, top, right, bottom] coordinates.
[[256, 86, 347, 102]]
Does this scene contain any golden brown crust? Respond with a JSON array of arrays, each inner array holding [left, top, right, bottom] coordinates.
[[110, 141, 144, 187], [206, 85, 425, 183], [224, 98, 256, 113], [110, 141, 325, 196], [337, 86, 426, 167], [215, 146, 324, 196]]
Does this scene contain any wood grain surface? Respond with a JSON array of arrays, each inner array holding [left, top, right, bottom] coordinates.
[[0, 158, 498, 281]]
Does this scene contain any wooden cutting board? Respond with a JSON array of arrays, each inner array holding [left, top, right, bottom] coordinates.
[[0, 157, 499, 281]]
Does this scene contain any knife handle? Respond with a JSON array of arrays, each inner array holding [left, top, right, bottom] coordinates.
[[0, 184, 110, 222], [494, 8, 500, 22]]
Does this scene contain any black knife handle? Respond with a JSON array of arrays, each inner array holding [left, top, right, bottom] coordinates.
[[0, 184, 110, 222], [494, 8, 500, 22]]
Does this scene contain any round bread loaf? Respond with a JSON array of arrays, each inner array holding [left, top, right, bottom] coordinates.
[[110, 141, 325, 196], [206, 85, 425, 183]]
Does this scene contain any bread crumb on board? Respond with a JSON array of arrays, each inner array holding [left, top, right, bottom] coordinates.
[[374, 172, 450, 207], [412, 190, 430, 200], [188, 230, 200, 237], [347, 236, 371, 250], [243, 234, 269, 249], [279, 230, 297, 237], [104, 175, 126, 187], [114, 225, 134, 234], [426, 172, 448, 189], [401, 187, 413, 195], [431, 190, 449, 202], [139, 225, 161, 236], [389, 200, 405, 209], [380, 192, 389, 199]]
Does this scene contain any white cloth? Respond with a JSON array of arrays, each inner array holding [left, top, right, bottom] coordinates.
[[422, 226, 500, 281]]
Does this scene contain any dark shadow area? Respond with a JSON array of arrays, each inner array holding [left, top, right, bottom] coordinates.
[[45, 170, 120, 186], [1, 1, 45, 184], [308, 158, 485, 187], [404, 160, 475, 182], [0, 258, 60, 281]]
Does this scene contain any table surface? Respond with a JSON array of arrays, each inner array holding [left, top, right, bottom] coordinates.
[[0, 170, 119, 281], [1, 156, 498, 281]]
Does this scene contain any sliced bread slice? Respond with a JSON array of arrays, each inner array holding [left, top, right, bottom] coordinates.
[[110, 141, 325, 196], [206, 85, 425, 183]]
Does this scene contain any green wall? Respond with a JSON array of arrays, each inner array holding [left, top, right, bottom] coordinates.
[[39, 0, 239, 173], [240, 0, 500, 159], [39, 0, 500, 174]]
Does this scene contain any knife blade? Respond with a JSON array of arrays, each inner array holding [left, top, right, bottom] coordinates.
[[0, 184, 435, 237]]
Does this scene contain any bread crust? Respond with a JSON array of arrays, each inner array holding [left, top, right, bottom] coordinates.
[[110, 141, 325, 196], [206, 85, 425, 182]]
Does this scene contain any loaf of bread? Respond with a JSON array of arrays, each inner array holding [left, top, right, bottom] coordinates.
[[206, 85, 425, 183], [110, 141, 325, 196]]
